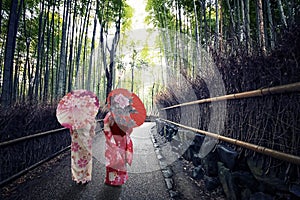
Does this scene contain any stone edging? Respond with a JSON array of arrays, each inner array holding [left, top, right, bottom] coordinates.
[[150, 126, 179, 199]]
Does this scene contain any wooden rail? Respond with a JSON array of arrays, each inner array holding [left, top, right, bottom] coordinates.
[[0, 119, 103, 147], [161, 82, 300, 110], [160, 118, 300, 165], [0, 128, 67, 147]]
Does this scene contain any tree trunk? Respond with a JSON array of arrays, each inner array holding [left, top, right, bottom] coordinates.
[[1, 0, 22, 106], [64, 0, 71, 93], [240, 0, 245, 47], [215, 0, 219, 50], [21, 0, 28, 102], [277, 0, 287, 28], [0, 0, 2, 35], [75, 0, 91, 89], [266, 0, 274, 50], [130, 49, 137, 93], [34, 0, 45, 102], [105, 6, 122, 97], [82, 5, 91, 90], [54, 3, 61, 99], [100, 24, 107, 101], [174, 1, 178, 69], [245, 0, 251, 55], [219, 1, 223, 53], [57, 0, 69, 98], [50, 0, 57, 103], [193, 0, 200, 77], [202, 0, 208, 50], [67, 0, 77, 92], [12, 50, 20, 103], [44, 0, 52, 102], [226, 0, 236, 37], [257, 0, 266, 55], [87, 0, 98, 91]]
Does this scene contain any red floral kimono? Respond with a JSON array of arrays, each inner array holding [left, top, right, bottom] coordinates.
[[103, 112, 133, 185]]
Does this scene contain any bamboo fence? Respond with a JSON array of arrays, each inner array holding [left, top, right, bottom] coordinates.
[[161, 82, 300, 110], [160, 118, 300, 165], [0, 119, 103, 147]]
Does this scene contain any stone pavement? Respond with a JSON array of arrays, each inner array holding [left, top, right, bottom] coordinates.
[[1, 123, 170, 200]]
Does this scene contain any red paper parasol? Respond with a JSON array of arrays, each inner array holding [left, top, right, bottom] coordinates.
[[107, 88, 146, 129], [56, 89, 99, 130]]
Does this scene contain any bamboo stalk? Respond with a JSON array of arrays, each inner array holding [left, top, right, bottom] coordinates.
[[161, 82, 300, 110], [160, 118, 300, 165]]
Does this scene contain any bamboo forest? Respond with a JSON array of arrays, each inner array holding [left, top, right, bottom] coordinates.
[[1, 0, 300, 199]]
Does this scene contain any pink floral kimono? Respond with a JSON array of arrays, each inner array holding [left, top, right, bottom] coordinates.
[[103, 112, 133, 185], [70, 123, 95, 184], [56, 89, 99, 184]]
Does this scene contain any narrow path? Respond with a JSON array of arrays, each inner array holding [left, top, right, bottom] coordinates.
[[1, 123, 170, 200]]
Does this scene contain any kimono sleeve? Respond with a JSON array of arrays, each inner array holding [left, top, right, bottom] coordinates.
[[125, 134, 133, 166], [103, 112, 112, 138]]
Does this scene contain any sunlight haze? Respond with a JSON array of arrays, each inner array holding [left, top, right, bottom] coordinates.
[[127, 0, 151, 29]]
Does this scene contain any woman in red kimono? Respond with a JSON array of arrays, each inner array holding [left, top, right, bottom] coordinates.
[[103, 111, 133, 186]]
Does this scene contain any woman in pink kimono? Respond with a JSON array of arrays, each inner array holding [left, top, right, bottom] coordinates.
[[56, 89, 99, 184], [103, 112, 133, 186], [70, 122, 95, 184]]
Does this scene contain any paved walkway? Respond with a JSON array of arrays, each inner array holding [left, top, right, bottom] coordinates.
[[1, 123, 170, 200]]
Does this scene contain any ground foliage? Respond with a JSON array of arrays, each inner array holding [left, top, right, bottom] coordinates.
[[0, 103, 62, 142]]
